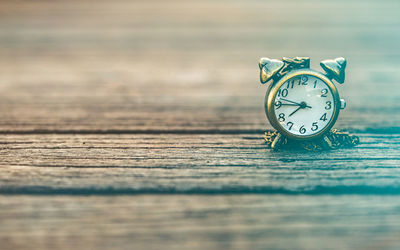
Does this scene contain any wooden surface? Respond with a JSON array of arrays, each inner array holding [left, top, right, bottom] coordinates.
[[1, 0, 400, 249]]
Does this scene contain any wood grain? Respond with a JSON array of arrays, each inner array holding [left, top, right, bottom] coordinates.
[[0, 133, 399, 194], [0, 0, 399, 133], [2, 195, 400, 250], [1, 0, 400, 249]]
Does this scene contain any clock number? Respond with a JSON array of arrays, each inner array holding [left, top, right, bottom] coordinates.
[[321, 89, 328, 97], [278, 113, 285, 122], [299, 76, 308, 85], [277, 89, 288, 97], [313, 80, 318, 88], [320, 113, 327, 122], [286, 121, 293, 130], [299, 125, 306, 134], [311, 122, 318, 131], [286, 80, 294, 89], [325, 101, 332, 110], [274, 101, 282, 109]]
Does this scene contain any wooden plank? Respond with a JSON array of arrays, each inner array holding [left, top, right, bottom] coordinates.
[[1, 133, 399, 194], [2, 195, 400, 250], [1, 0, 400, 249], [0, 0, 399, 132]]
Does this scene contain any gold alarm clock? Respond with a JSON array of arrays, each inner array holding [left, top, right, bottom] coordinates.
[[259, 57, 347, 141]]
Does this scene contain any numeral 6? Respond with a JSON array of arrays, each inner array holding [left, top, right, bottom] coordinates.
[[299, 125, 306, 134]]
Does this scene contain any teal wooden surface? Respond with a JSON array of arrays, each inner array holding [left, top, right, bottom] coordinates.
[[0, 133, 399, 195], [2, 195, 400, 250], [0, 0, 400, 249]]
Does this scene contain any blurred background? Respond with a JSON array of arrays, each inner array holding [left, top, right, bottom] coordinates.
[[0, 0, 399, 133]]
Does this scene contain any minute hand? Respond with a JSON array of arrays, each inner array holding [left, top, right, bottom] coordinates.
[[289, 106, 302, 117]]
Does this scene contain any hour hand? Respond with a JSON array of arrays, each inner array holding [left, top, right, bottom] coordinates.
[[276, 100, 299, 106], [280, 98, 312, 109], [279, 98, 302, 106], [280, 103, 300, 106]]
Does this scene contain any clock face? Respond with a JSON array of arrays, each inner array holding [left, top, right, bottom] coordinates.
[[271, 73, 336, 137]]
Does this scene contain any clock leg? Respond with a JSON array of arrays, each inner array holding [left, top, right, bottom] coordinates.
[[321, 135, 333, 150], [271, 133, 284, 149]]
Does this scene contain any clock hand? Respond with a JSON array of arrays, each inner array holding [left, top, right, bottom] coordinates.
[[280, 103, 300, 106], [280, 98, 312, 108], [279, 98, 302, 106], [288, 106, 302, 117], [288, 101, 312, 117]]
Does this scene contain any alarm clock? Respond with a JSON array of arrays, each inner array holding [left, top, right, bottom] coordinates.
[[259, 57, 347, 141]]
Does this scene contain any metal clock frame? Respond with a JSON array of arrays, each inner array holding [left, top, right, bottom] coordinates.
[[265, 68, 341, 140]]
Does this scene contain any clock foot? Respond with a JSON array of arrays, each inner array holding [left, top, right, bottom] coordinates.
[[264, 129, 359, 151], [321, 135, 333, 150], [271, 133, 284, 149]]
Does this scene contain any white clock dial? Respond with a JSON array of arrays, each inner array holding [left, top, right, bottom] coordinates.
[[273, 74, 335, 136]]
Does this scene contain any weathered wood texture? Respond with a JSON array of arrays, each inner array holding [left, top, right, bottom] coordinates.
[[2, 195, 400, 250], [0, 0, 399, 133], [1, 0, 400, 249], [0, 133, 399, 194]]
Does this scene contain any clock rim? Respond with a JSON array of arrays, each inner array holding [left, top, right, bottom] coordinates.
[[265, 69, 341, 140]]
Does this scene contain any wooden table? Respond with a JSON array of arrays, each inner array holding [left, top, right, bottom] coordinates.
[[1, 0, 400, 249]]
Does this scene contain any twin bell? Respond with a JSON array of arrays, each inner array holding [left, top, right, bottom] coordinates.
[[259, 57, 346, 84]]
